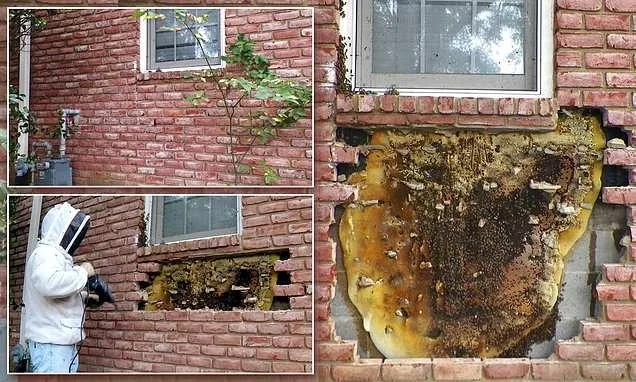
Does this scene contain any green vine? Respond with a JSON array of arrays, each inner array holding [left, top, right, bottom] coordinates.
[[137, 9, 312, 185], [8, 86, 38, 165], [51, 109, 80, 141]]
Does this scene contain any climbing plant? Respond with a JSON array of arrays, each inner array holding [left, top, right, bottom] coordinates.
[[136, 9, 312, 185]]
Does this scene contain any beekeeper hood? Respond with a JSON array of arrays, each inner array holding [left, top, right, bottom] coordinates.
[[40, 202, 90, 256]]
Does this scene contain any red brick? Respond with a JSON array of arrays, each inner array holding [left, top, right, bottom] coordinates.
[[241, 359, 271, 372], [531, 361, 580, 380], [418, 97, 436, 113], [332, 361, 382, 382], [608, 34, 636, 49], [585, 52, 632, 68], [557, 12, 584, 29], [175, 343, 200, 355], [459, 98, 478, 114], [336, 94, 354, 113], [318, 341, 356, 362], [438, 97, 456, 114], [483, 359, 530, 379], [477, 98, 495, 114], [331, 145, 359, 164], [603, 188, 636, 204], [433, 359, 482, 380], [200, 345, 226, 356], [406, 114, 456, 126], [581, 362, 628, 380], [288, 348, 312, 362], [457, 115, 506, 126], [214, 334, 242, 346], [382, 359, 433, 381], [357, 95, 375, 112], [558, 89, 583, 107], [499, 98, 515, 115], [557, 0, 602, 10], [557, 51, 583, 67], [586, 14, 631, 30], [606, 304, 636, 321], [273, 362, 305, 373], [607, 73, 636, 87], [607, 344, 636, 360], [597, 283, 631, 300], [557, 72, 604, 87], [380, 95, 397, 112], [606, 0, 636, 12], [583, 91, 630, 107], [357, 113, 408, 126], [557, 341, 605, 360], [398, 96, 416, 113], [582, 321, 631, 341], [557, 33, 605, 48], [518, 99, 537, 115], [213, 358, 241, 371], [316, 184, 357, 202], [605, 264, 636, 281]]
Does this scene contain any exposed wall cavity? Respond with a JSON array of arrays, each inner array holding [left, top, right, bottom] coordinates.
[[144, 254, 282, 311], [338, 111, 606, 358]]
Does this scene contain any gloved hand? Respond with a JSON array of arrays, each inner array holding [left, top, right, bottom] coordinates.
[[85, 293, 102, 309], [80, 262, 95, 277]]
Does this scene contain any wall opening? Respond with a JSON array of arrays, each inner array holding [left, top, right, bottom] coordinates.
[[142, 251, 290, 311], [332, 109, 623, 359]]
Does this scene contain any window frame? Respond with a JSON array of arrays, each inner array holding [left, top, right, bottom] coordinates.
[[139, 8, 226, 72], [343, 0, 553, 98], [144, 195, 242, 245]]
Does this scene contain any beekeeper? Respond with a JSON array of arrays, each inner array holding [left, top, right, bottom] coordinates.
[[21, 202, 95, 373]]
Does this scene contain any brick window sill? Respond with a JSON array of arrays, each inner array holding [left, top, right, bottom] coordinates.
[[136, 71, 187, 82]]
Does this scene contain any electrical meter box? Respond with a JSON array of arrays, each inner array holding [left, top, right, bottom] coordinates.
[[34, 158, 73, 186]]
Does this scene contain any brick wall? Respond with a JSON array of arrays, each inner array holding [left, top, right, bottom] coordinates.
[[8, 195, 313, 373], [12, 8, 312, 186], [316, 0, 636, 381]]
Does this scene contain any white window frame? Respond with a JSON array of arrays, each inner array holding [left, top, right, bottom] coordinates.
[[139, 8, 226, 73], [144, 195, 242, 245], [341, 0, 554, 98]]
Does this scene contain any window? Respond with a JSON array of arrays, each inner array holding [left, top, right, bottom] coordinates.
[[353, 0, 549, 94], [148, 196, 240, 244], [144, 8, 223, 71]]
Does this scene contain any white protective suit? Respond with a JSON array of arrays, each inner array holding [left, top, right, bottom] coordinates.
[[22, 202, 91, 345]]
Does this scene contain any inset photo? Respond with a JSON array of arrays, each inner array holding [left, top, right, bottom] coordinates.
[[8, 7, 313, 187], [8, 194, 313, 374]]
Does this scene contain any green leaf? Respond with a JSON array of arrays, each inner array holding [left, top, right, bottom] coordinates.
[[259, 161, 280, 185], [237, 164, 251, 173], [183, 90, 209, 107]]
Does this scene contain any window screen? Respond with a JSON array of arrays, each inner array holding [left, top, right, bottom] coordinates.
[[151, 196, 239, 244], [148, 9, 222, 70], [357, 0, 538, 91]]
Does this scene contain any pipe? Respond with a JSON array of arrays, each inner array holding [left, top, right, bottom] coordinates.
[[20, 196, 42, 345]]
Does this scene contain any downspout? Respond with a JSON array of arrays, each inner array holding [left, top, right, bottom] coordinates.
[[18, 20, 31, 159], [19, 196, 42, 345]]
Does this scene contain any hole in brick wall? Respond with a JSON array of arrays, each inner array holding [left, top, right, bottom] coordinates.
[[602, 166, 629, 187], [143, 253, 283, 311], [333, 110, 627, 358], [276, 270, 291, 285], [337, 127, 370, 178], [337, 127, 370, 147], [337, 161, 367, 181], [271, 296, 291, 310]]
